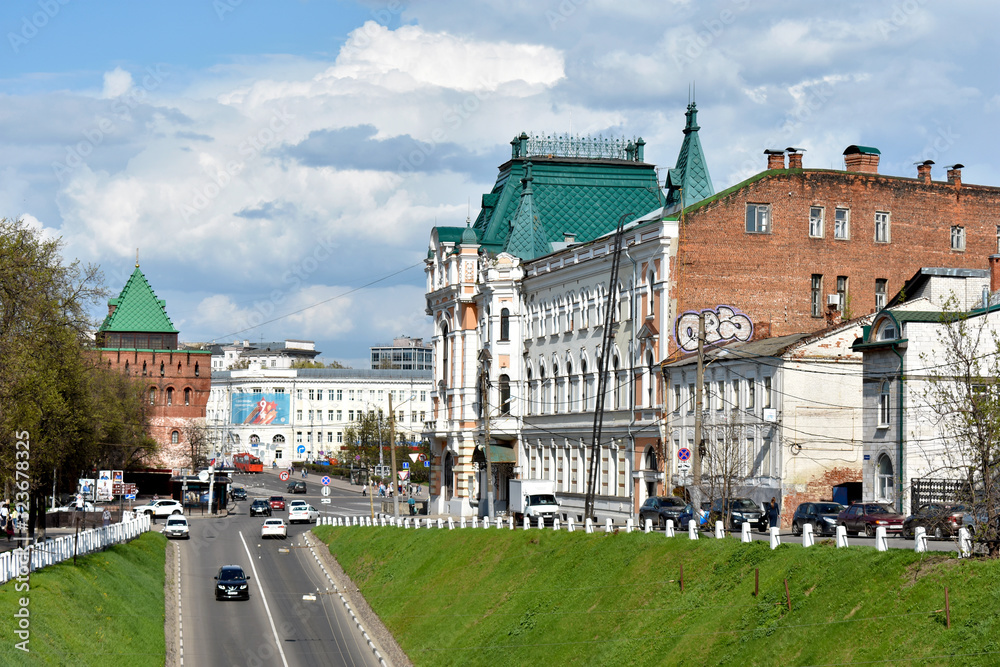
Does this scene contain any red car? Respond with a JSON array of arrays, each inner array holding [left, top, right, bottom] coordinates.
[[268, 495, 286, 511], [837, 503, 904, 537]]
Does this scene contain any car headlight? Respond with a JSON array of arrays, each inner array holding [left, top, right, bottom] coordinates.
[[240, 585, 247, 589], [217, 585, 225, 589], [823, 517, 836, 523], [875, 520, 887, 525]]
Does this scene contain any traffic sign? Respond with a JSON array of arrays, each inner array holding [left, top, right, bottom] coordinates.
[[402, 462, 409, 469], [125, 494, 136, 500], [321, 476, 331, 486], [279, 471, 290, 482], [321, 486, 331, 497], [677, 447, 692, 462], [321, 498, 331, 504], [423, 461, 430, 468], [297, 445, 306, 454]]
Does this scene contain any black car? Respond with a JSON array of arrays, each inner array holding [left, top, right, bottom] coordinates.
[[286, 480, 307, 494], [902, 503, 966, 539], [249, 499, 271, 517], [214, 565, 250, 601], [637, 496, 687, 530], [230, 486, 247, 501], [709, 498, 767, 532], [791, 501, 845, 536]]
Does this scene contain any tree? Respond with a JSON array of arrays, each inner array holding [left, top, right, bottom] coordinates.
[[184, 422, 211, 470], [290, 360, 325, 369], [702, 410, 749, 530], [343, 409, 392, 480], [327, 360, 349, 369], [917, 300, 1000, 557]]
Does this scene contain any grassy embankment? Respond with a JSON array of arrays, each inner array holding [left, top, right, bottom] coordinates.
[[0, 531, 166, 666], [316, 526, 1000, 666]]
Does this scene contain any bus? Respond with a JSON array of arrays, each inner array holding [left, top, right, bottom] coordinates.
[[233, 453, 263, 474]]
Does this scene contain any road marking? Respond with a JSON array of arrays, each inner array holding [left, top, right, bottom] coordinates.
[[239, 530, 290, 667]]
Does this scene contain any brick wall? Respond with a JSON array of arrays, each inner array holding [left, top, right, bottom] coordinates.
[[780, 465, 861, 528]]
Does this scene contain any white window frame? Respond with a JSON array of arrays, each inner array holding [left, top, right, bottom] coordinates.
[[746, 204, 771, 234], [809, 206, 824, 238], [878, 380, 891, 427], [875, 279, 887, 311], [834, 208, 850, 240], [951, 225, 966, 251], [874, 211, 890, 243]]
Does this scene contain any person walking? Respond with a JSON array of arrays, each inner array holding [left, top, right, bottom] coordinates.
[[103, 507, 112, 528], [408, 495, 416, 516], [767, 497, 780, 530]]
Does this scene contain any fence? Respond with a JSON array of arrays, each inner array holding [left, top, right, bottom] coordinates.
[[0, 514, 151, 585]]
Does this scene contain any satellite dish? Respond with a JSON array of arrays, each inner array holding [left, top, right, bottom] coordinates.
[[198, 470, 209, 483]]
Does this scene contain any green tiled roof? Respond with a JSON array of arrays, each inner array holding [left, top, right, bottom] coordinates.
[[468, 148, 663, 259], [98, 266, 178, 334], [665, 102, 714, 209], [502, 162, 551, 260]]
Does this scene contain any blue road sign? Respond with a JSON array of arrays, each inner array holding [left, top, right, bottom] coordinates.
[[677, 447, 692, 462], [402, 462, 409, 469], [423, 461, 430, 468], [321, 476, 331, 486], [297, 445, 306, 454]]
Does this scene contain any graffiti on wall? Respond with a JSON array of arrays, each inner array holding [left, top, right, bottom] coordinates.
[[674, 305, 753, 352]]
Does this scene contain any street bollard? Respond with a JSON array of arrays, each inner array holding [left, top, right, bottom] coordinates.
[[958, 527, 972, 558], [803, 523, 814, 547], [508, 516, 514, 530], [741, 522, 752, 543], [836, 525, 849, 548], [524, 517, 530, 530], [665, 519, 675, 538], [496, 517, 502, 529], [688, 519, 698, 540], [605, 518, 613, 533], [537, 516, 544, 529], [914, 526, 927, 553], [553, 518, 560, 530], [875, 526, 888, 552], [769, 526, 781, 549], [626, 518, 634, 534], [472, 517, 478, 529], [460, 517, 467, 529], [715, 520, 725, 539], [585, 518, 594, 534], [644, 518, 652, 533], [482, 517, 489, 529], [567, 517, 575, 532]]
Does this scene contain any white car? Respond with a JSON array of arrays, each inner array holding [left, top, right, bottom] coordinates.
[[288, 500, 308, 512], [288, 504, 319, 524], [163, 516, 190, 539], [134, 499, 184, 518], [261, 518, 287, 539]]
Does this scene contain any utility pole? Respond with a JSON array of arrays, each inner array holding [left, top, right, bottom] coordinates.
[[479, 349, 495, 519], [692, 312, 705, 496], [389, 393, 399, 520]]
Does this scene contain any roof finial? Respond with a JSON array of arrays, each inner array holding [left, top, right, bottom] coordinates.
[[135, 248, 139, 268]]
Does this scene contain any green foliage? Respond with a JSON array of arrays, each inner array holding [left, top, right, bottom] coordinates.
[[317, 528, 1000, 666]]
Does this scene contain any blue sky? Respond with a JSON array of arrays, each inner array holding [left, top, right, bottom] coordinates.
[[3, 1, 1000, 367]]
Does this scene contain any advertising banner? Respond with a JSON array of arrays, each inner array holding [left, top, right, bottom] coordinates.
[[232, 392, 290, 425], [96, 470, 114, 501]]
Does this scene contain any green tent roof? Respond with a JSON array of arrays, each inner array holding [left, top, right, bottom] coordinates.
[[502, 162, 551, 260], [98, 266, 178, 334], [665, 102, 714, 209]]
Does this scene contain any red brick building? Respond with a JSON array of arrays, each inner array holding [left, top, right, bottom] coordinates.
[[96, 265, 211, 469], [670, 147, 1000, 351]]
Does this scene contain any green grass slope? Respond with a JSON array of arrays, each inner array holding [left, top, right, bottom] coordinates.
[[0, 531, 166, 666], [316, 526, 1000, 666]]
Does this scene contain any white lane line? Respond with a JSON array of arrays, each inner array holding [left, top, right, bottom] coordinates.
[[239, 530, 290, 667]]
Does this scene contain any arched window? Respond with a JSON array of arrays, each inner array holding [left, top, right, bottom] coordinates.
[[526, 367, 534, 415], [552, 360, 560, 414], [440, 322, 450, 386], [612, 355, 620, 410], [142, 361, 147, 376], [499, 374, 511, 415], [500, 308, 510, 341], [273, 434, 285, 444], [171, 430, 179, 444], [645, 445, 658, 471], [166, 387, 173, 406], [160, 361, 165, 377], [148, 387, 157, 404], [566, 360, 574, 411], [177, 362, 182, 373], [877, 454, 894, 502], [124, 361, 129, 374], [539, 363, 547, 414], [647, 267, 656, 316], [249, 434, 260, 444], [194, 362, 200, 377], [581, 358, 589, 411], [185, 388, 191, 406], [646, 351, 656, 408]]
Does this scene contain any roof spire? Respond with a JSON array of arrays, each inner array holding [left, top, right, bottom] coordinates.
[[665, 99, 714, 211], [502, 160, 550, 260], [135, 248, 139, 268]]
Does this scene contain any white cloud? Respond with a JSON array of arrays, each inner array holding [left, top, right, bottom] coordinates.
[[101, 67, 133, 99]]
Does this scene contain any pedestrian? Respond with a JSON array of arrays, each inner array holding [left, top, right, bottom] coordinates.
[[767, 497, 780, 530], [102, 508, 111, 527], [361, 484, 367, 497], [76, 493, 85, 511], [408, 495, 416, 516], [4, 515, 13, 542]]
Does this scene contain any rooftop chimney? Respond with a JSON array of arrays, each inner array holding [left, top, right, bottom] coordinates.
[[946, 163, 964, 187], [563, 232, 576, 244], [990, 254, 1000, 293], [765, 149, 785, 170], [915, 159, 933, 184], [843, 145, 881, 174], [786, 147, 805, 169]]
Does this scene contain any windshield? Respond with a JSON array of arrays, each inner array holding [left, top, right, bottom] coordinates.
[[865, 504, 892, 514], [661, 497, 685, 507], [815, 503, 843, 514], [527, 494, 558, 506], [732, 499, 758, 510], [222, 569, 245, 580]]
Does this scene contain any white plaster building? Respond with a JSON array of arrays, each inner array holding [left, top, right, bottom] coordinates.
[[209, 339, 320, 372], [207, 366, 432, 465]]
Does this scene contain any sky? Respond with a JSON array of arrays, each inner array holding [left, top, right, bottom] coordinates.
[[3, 0, 999, 368]]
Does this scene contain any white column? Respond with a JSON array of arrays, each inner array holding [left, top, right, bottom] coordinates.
[[802, 523, 814, 548], [714, 521, 725, 539], [688, 519, 698, 539], [836, 525, 849, 548], [769, 526, 781, 549], [875, 526, 888, 552], [665, 519, 675, 538], [644, 519, 652, 533]]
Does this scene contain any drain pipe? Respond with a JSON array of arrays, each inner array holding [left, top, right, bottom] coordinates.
[[891, 343, 905, 515], [624, 241, 640, 499]]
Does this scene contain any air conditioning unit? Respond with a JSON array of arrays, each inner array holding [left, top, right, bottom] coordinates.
[[827, 294, 842, 307]]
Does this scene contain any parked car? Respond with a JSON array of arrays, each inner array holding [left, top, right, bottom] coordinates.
[[837, 503, 904, 537], [261, 518, 287, 539], [709, 497, 767, 532], [901, 503, 966, 539], [268, 496, 286, 511], [677, 502, 710, 530], [134, 499, 184, 518], [214, 565, 250, 600], [250, 499, 272, 517], [288, 499, 308, 511], [791, 502, 845, 537], [286, 480, 307, 494], [637, 496, 687, 530], [230, 486, 247, 501], [288, 504, 319, 524], [163, 515, 190, 539]]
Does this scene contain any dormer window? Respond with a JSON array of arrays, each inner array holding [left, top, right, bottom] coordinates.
[[876, 320, 897, 341]]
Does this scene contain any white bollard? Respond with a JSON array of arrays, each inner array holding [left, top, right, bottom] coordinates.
[[741, 522, 752, 543], [496, 517, 502, 529], [437, 518, 444, 529], [665, 519, 675, 538], [553, 518, 560, 531], [715, 520, 725, 539], [625, 518, 634, 534], [537, 516, 544, 529], [688, 519, 698, 540], [914, 526, 927, 553], [482, 517, 489, 529], [448, 518, 455, 530], [472, 517, 478, 529], [875, 526, 888, 552], [644, 518, 652, 533], [403, 518, 410, 529], [425, 518, 431, 529], [802, 523, 814, 548], [585, 518, 594, 534], [958, 527, 972, 557], [836, 525, 849, 548], [524, 517, 531, 530], [769, 526, 781, 549], [508, 516, 514, 530], [460, 517, 467, 529], [567, 517, 575, 532], [605, 518, 613, 533]]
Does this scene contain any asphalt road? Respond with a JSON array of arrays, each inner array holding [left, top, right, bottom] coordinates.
[[172, 472, 384, 667]]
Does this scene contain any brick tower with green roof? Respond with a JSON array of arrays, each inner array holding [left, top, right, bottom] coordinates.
[[98, 263, 211, 470]]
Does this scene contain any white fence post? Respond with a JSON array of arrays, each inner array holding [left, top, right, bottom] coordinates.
[[714, 520, 725, 539], [472, 517, 478, 529], [536, 516, 544, 529], [523, 517, 530, 530], [585, 518, 594, 534], [605, 518, 613, 533], [875, 526, 888, 552], [437, 518, 444, 529], [553, 518, 560, 531], [769, 526, 781, 549], [836, 525, 849, 548], [460, 517, 467, 529], [665, 519, 675, 538], [448, 518, 455, 530], [567, 517, 575, 532], [644, 518, 652, 533], [802, 523, 814, 547], [625, 518, 634, 534], [958, 527, 972, 557], [688, 519, 698, 540], [741, 522, 751, 543], [508, 517, 514, 530], [914, 526, 927, 553]]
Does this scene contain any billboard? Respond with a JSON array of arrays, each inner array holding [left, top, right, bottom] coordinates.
[[232, 392, 290, 425]]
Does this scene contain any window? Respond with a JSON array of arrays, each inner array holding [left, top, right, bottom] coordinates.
[[499, 374, 511, 414], [336, 389, 343, 400], [184, 388, 190, 405], [731, 380, 740, 411], [875, 279, 887, 311], [878, 380, 891, 427], [499, 308, 510, 341], [160, 361, 165, 377], [716, 381, 725, 411], [274, 387, 284, 394], [673, 385, 681, 414], [420, 391, 427, 402], [296, 432, 303, 443], [348, 390, 354, 401], [836, 276, 848, 313], [171, 430, 179, 444], [877, 454, 894, 502], [149, 387, 156, 404], [194, 362, 199, 377], [951, 225, 966, 251], [337, 432, 343, 443], [996, 225, 1000, 254], [687, 384, 695, 413], [297, 390, 303, 400], [763, 376, 772, 409], [331, 410, 338, 420], [809, 206, 824, 237], [834, 208, 849, 239], [296, 410, 303, 420], [874, 211, 890, 243], [811, 274, 823, 317], [348, 410, 355, 421], [746, 204, 770, 233], [166, 387, 173, 406], [308, 410, 314, 421], [745, 379, 755, 410], [308, 389, 315, 400], [420, 411, 425, 421]]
